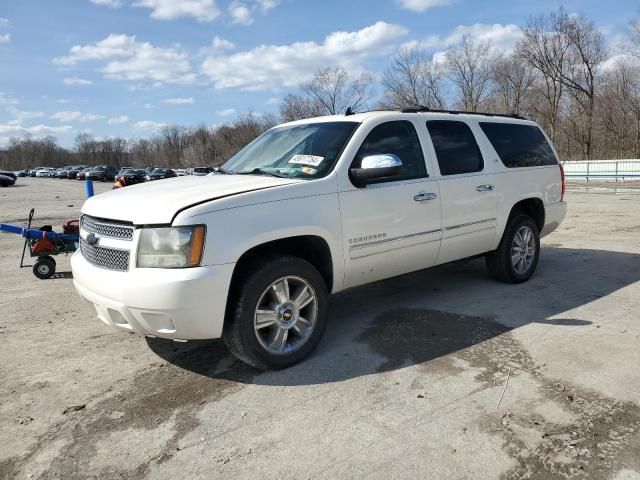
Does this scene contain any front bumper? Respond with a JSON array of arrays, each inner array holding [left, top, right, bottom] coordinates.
[[541, 201, 567, 237], [71, 251, 235, 340]]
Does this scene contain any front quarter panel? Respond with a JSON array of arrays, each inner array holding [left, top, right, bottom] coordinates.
[[173, 179, 345, 292]]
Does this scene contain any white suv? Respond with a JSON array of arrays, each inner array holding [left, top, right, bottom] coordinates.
[[71, 109, 567, 369]]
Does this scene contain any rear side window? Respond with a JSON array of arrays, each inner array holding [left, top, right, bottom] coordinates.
[[480, 122, 558, 168], [426, 120, 484, 176], [353, 121, 427, 182]]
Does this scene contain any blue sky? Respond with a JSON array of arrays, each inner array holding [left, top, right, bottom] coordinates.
[[0, 0, 637, 147]]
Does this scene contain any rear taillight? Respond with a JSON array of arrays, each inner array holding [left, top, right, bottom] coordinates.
[[559, 164, 565, 201]]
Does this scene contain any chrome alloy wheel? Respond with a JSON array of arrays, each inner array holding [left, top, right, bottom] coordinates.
[[511, 225, 536, 275], [253, 276, 318, 355]]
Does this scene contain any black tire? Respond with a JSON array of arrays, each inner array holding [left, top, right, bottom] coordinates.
[[486, 214, 540, 283], [223, 255, 328, 370], [33, 257, 56, 280]]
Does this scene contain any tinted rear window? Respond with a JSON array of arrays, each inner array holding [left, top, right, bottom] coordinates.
[[480, 122, 558, 168], [426, 120, 484, 176]]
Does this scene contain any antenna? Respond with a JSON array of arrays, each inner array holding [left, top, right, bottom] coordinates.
[[345, 107, 354, 116]]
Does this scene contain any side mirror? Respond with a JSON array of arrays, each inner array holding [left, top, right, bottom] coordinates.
[[349, 154, 402, 188]]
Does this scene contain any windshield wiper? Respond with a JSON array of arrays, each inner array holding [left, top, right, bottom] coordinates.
[[237, 168, 286, 178], [215, 167, 235, 175]]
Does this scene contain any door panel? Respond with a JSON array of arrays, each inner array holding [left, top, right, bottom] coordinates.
[[339, 179, 442, 288], [423, 119, 498, 265], [437, 173, 497, 264]]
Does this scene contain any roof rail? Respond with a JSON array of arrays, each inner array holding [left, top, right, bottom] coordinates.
[[399, 106, 525, 120]]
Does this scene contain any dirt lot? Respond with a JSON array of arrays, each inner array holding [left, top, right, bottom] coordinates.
[[1, 178, 639, 480]]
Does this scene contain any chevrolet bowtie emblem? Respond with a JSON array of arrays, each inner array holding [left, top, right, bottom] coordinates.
[[86, 232, 100, 246]]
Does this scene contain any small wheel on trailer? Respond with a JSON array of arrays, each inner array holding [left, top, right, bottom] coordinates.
[[33, 256, 56, 280]]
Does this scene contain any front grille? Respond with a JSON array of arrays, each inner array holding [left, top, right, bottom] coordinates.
[[80, 238, 130, 271], [81, 215, 134, 241]]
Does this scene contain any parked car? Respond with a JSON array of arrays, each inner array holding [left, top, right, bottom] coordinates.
[[86, 165, 119, 182], [72, 109, 567, 370], [67, 165, 88, 179], [192, 167, 213, 176], [113, 167, 134, 182], [146, 168, 177, 181], [175, 169, 188, 176], [76, 167, 93, 181], [115, 168, 146, 185], [0, 170, 17, 186], [13, 170, 27, 177], [56, 166, 74, 179], [29, 167, 46, 177], [35, 168, 57, 177]]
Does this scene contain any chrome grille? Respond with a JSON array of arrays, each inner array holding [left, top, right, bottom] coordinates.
[[81, 215, 134, 241], [80, 238, 130, 271]]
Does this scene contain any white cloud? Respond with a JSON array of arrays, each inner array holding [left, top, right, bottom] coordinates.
[[63, 77, 93, 85], [53, 34, 196, 85], [108, 115, 129, 124], [6, 107, 45, 122], [601, 53, 640, 71], [257, 0, 279, 11], [90, 0, 122, 7], [133, 120, 167, 131], [201, 21, 408, 90], [216, 108, 236, 117], [50, 111, 103, 122], [212, 36, 235, 51], [133, 0, 220, 22], [228, 1, 253, 25], [162, 97, 194, 104], [266, 97, 280, 105], [0, 18, 10, 28], [0, 123, 74, 137], [409, 23, 523, 54], [0, 92, 19, 105], [398, 0, 455, 12], [143, 103, 154, 109], [0, 33, 10, 44]]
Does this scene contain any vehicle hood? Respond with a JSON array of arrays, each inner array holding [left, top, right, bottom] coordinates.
[[81, 174, 301, 225]]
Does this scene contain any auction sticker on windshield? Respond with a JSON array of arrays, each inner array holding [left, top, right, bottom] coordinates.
[[289, 154, 324, 167]]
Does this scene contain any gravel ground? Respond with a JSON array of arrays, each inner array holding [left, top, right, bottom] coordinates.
[[1, 177, 639, 480]]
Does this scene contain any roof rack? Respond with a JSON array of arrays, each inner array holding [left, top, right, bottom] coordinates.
[[399, 106, 525, 120]]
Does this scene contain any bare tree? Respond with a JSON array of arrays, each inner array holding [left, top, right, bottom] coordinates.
[[628, 18, 640, 58], [491, 54, 535, 115], [301, 67, 375, 115], [381, 47, 446, 109], [279, 94, 323, 122], [517, 10, 606, 158], [445, 36, 494, 111]]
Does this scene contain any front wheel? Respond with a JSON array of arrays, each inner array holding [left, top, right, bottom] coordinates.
[[486, 214, 540, 283], [223, 256, 328, 370]]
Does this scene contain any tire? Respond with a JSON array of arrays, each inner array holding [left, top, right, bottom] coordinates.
[[486, 214, 540, 283], [223, 255, 328, 370], [33, 256, 56, 280]]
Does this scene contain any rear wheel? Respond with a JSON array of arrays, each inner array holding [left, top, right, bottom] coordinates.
[[223, 255, 328, 370], [33, 256, 56, 280], [486, 214, 540, 283]]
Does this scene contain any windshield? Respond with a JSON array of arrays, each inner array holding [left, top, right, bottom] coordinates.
[[222, 122, 359, 179]]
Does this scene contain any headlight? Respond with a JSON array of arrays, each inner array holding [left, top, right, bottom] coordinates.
[[137, 226, 206, 268]]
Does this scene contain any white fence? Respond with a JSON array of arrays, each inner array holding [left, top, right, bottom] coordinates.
[[562, 159, 640, 181]]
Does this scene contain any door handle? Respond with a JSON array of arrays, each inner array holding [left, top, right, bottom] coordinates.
[[476, 184, 494, 192], [414, 192, 437, 202]]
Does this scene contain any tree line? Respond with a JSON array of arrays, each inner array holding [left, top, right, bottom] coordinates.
[[2, 8, 640, 171]]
